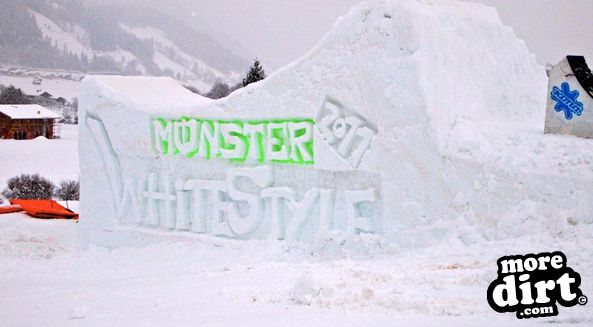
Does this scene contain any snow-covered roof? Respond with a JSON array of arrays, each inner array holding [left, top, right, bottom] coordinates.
[[0, 104, 62, 120], [88, 75, 213, 107]]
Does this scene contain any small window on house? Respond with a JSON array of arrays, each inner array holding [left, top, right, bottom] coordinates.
[[13, 132, 17, 140], [23, 131, 28, 139]]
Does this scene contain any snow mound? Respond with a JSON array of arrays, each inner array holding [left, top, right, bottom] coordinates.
[[0, 213, 79, 259], [79, 0, 592, 249]]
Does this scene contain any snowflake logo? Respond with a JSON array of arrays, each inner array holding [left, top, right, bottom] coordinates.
[[551, 82, 584, 120]]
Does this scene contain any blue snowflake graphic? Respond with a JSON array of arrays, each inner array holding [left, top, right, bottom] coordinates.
[[551, 82, 584, 120]]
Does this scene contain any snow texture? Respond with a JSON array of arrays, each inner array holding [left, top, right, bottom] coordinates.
[[78, 0, 592, 249], [0, 124, 79, 190], [0, 104, 61, 119], [2, 1, 593, 324], [0, 73, 81, 100]]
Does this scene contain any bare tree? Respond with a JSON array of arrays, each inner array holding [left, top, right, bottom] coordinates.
[[2, 174, 56, 200]]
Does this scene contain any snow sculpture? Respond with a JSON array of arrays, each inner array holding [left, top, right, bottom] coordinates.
[[152, 117, 315, 164], [81, 0, 588, 246], [80, 74, 382, 242], [545, 56, 593, 138], [316, 97, 377, 168]]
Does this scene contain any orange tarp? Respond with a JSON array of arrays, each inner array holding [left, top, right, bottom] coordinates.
[[9, 199, 78, 219], [0, 204, 23, 214]]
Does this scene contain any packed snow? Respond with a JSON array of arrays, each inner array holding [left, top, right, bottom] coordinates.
[[78, 0, 593, 243], [0, 207, 590, 325], [0, 0, 592, 325], [0, 124, 79, 190]]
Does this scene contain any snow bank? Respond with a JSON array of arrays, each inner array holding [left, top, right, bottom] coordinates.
[[79, 0, 592, 247], [0, 213, 79, 259], [0, 124, 79, 190]]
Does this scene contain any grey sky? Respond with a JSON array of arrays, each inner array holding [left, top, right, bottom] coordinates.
[[471, 0, 593, 66], [130, 0, 593, 70]]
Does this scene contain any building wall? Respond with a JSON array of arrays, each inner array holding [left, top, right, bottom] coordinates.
[[0, 114, 56, 140]]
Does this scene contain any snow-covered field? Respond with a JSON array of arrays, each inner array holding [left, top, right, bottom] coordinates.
[[0, 209, 590, 326], [0, 124, 79, 190], [0, 74, 81, 101]]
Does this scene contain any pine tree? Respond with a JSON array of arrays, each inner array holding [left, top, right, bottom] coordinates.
[[207, 81, 231, 99], [242, 59, 266, 87]]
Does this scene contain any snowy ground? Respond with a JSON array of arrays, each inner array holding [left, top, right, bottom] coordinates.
[[0, 74, 81, 101], [0, 210, 591, 326], [0, 124, 79, 190]]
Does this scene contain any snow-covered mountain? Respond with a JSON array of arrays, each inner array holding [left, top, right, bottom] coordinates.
[[0, 0, 249, 89]]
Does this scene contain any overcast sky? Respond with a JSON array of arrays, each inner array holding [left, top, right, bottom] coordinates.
[[136, 0, 593, 70]]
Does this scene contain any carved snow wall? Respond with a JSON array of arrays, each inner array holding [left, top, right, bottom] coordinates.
[[79, 76, 384, 243], [79, 0, 553, 245]]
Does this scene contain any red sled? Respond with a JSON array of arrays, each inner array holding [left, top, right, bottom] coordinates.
[[9, 199, 79, 219]]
